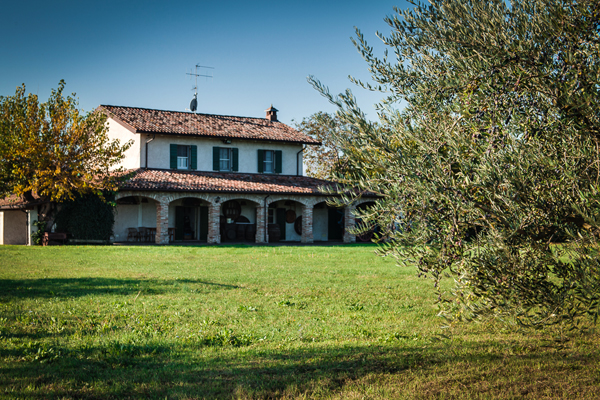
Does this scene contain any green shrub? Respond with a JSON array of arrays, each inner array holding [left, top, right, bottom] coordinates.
[[54, 192, 115, 241]]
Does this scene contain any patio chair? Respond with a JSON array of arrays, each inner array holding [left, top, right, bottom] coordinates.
[[127, 227, 140, 242], [147, 227, 156, 243], [138, 227, 149, 242]]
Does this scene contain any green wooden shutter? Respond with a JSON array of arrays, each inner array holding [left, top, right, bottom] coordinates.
[[232, 148, 239, 172], [213, 147, 220, 171], [275, 150, 282, 173], [190, 145, 197, 170], [257, 150, 264, 173], [170, 144, 178, 169]]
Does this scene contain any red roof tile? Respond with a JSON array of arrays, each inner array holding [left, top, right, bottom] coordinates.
[[99, 105, 320, 145], [0, 193, 46, 210], [117, 169, 341, 195]]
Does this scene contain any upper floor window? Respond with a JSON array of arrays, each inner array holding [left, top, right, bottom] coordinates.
[[170, 144, 197, 170], [258, 149, 282, 174], [263, 150, 274, 173], [177, 145, 189, 169], [212, 146, 239, 172], [220, 148, 232, 171]]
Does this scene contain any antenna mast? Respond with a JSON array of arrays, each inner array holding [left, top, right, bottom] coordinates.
[[186, 63, 214, 112]]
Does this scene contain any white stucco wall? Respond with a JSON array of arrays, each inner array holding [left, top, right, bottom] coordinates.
[[141, 201, 157, 227], [0, 210, 28, 245], [283, 221, 301, 241], [114, 204, 139, 241], [239, 204, 257, 223], [105, 118, 142, 170], [143, 135, 304, 175]]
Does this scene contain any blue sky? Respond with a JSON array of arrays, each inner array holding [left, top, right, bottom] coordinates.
[[1, 1, 408, 126]]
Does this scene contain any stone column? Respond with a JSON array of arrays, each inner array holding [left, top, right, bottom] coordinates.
[[343, 205, 356, 243], [255, 205, 267, 243], [155, 200, 169, 244], [301, 204, 314, 244], [207, 202, 221, 244]]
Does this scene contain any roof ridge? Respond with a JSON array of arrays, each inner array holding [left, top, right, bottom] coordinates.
[[99, 104, 321, 145], [99, 104, 275, 123]]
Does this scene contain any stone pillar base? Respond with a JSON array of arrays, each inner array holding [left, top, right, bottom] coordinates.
[[255, 205, 267, 243], [301, 204, 314, 243], [155, 201, 169, 244], [207, 203, 221, 244], [343, 206, 356, 243]]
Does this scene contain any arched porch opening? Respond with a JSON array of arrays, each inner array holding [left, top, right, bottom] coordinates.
[[355, 201, 378, 242], [313, 201, 345, 242], [114, 195, 158, 242], [266, 199, 305, 242], [168, 197, 211, 242], [219, 198, 261, 242]]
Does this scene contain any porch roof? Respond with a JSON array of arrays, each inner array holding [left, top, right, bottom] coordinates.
[[117, 168, 370, 196], [0, 193, 46, 210]]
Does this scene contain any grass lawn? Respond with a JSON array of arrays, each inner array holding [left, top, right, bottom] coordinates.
[[0, 244, 598, 399]]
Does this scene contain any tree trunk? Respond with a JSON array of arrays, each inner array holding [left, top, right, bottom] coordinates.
[[38, 202, 58, 232]]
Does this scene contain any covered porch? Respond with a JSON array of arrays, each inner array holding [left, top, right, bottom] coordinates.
[[113, 169, 379, 245]]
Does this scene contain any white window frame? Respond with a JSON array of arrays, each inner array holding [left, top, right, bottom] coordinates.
[[177, 145, 189, 170], [263, 150, 274, 174], [220, 148, 232, 171]]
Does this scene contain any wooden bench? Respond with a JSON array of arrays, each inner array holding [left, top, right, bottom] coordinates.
[[42, 232, 68, 246]]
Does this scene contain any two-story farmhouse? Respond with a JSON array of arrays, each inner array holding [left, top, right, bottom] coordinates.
[[0, 105, 376, 245], [101, 105, 377, 245]]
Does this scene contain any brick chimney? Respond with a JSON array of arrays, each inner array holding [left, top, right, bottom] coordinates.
[[265, 105, 278, 122]]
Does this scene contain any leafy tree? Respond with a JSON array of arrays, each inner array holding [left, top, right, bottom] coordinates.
[[294, 112, 345, 180], [0, 80, 131, 228], [312, 0, 600, 329]]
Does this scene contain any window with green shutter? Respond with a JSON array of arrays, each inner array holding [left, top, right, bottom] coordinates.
[[213, 146, 237, 172], [171, 144, 194, 170], [258, 150, 283, 174]]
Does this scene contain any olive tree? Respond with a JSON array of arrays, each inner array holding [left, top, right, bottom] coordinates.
[[311, 0, 600, 329]]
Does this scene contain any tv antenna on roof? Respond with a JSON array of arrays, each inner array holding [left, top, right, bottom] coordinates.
[[186, 63, 214, 112]]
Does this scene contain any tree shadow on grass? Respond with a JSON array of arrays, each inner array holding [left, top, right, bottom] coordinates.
[[1, 338, 599, 399], [0, 278, 240, 300]]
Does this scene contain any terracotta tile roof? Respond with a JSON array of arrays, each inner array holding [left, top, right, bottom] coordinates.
[[117, 169, 353, 196], [0, 193, 46, 210], [99, 105, 320, 145]]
